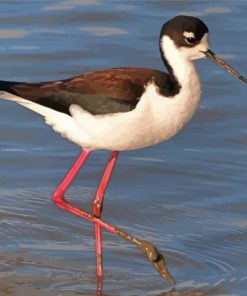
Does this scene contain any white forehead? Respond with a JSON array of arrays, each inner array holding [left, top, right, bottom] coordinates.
[[183, 31, 195, 38]]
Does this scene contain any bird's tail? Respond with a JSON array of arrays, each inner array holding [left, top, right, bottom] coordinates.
[[0, 87, 49, 117], [0, 81, 91, 148], [0, 80, 19, 95], [0, 80, 46, 117]]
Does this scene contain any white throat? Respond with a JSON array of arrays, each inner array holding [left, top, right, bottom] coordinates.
[[160, 35, 199, 85], [160, 32, 209, 86]]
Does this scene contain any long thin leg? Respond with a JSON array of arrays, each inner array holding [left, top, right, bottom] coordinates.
[[52, 150, 175, 285], [52, 149, 116, 233], [93, 151, 119, 292], [52, 149, 90, 204]]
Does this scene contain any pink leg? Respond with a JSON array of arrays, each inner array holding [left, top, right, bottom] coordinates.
[[52, 149, 90, 205], [52, 150, 175, 286], [52, 149, 118, 234], [92, 151, 119, 291]]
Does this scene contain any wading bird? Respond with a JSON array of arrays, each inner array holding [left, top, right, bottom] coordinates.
[[0, 15, 246, 290]]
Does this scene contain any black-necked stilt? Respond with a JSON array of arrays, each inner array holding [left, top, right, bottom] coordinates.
[[0, 15, 246, 288]]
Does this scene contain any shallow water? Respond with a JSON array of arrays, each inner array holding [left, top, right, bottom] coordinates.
[[0, 1, 247, 295]]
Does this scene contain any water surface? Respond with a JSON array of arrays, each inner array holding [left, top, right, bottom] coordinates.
[[0, 1, 247, 295]]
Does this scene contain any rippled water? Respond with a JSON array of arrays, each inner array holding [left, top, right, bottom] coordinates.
[[0, 1, 247, 295]]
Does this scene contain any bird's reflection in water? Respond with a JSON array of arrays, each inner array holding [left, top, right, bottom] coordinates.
[[96, 286, 228, 296], [94, 274, 231, 296], [155, 287, 227, 296]]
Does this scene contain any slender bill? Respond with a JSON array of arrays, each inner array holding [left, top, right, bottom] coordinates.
[[203, 49, 247, 84]]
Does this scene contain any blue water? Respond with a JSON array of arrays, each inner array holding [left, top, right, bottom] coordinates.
[[0, 1, 247, 295]]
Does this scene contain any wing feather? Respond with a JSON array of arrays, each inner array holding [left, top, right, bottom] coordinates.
[[0, 67, 173, 116], [0, 91, 89, 146]]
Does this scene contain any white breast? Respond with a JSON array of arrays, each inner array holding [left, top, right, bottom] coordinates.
[[72, 61, 201, 151]]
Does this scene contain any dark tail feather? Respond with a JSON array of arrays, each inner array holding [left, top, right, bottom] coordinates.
[[0, 80, 19, 95]]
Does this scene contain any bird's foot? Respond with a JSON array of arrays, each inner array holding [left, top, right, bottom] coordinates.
[[117, 230, 175, 284]]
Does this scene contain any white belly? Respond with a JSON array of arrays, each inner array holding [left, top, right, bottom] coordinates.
[[73, 80, 201, 151]]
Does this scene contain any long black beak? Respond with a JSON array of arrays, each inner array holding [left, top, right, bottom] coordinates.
[[203, 49, 247, 84]]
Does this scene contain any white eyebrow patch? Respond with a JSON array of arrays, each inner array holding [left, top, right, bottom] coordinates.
[[183, 31, 195, 38]]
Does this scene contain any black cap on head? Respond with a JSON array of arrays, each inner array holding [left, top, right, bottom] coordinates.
[[160, 15, 209, 48], [159, 15, 247, 84]]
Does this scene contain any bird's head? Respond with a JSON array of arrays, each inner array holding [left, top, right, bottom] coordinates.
[[160, 15, 247, 83]]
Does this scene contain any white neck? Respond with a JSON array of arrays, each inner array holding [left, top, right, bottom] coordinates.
[[160, 35, 200, 87]]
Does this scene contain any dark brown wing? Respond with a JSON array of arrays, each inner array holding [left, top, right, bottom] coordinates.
[[0, 67, 174, 115]]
